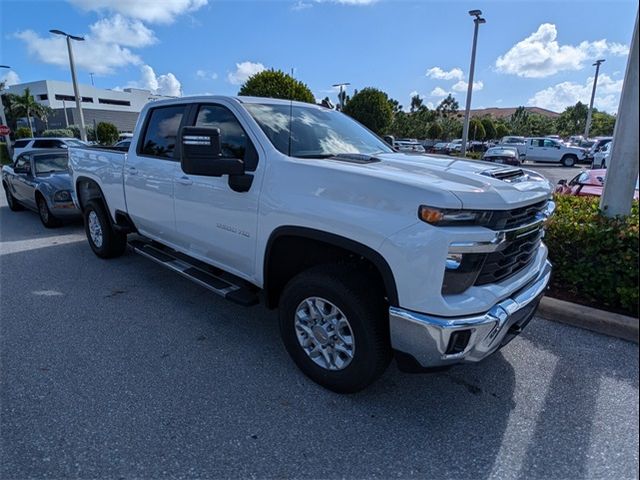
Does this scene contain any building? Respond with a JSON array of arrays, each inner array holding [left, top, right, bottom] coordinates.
[[5, 80, 174, 133], [469, 106, 560, 119]]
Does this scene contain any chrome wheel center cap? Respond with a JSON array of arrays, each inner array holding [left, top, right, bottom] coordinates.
[[312, 325, 329, 345]]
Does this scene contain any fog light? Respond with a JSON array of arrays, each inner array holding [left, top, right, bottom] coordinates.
[[446, 253, 463, 270]]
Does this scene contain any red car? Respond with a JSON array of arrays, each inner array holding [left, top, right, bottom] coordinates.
[[555, 169, 639, 199]]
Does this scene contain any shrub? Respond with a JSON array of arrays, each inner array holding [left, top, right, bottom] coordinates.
[[96, 122, 119, 145], [42, 128, 74, 138], [238, 69, 315, 104], [0, 143, 10, 165], [15, 127, 32, 139], [545, 195, 639, 316], [342, 87, 393, 135]]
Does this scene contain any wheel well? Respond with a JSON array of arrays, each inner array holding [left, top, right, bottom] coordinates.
[[75, 177, 105, 212], [264, 228, 398, 309]]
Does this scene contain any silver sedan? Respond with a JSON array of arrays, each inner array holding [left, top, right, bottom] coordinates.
[[2, 149, 81, 227]]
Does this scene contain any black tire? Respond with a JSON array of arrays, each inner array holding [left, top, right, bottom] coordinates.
[[36, 194, 61, 228], [601, 159, 607, 169], [4, 183, 24, 211], [561, 155, 577, 167], [83, 199, 127, 258], [279, 264, 392, 393]]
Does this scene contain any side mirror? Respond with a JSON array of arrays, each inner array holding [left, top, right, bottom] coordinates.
[[557, 179, 567, 186], [179, 126, 244, 177], [60, 144, 69, 149], [556, 145, 561, 149]]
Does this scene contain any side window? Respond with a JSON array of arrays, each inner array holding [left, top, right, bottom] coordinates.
[[14, 156, 31, 173], [543, 139, 556, 148], [195, 105, 247, 160], [140, 105, 187, 158], [32, 140, 50, 148], [531, 139, 543, 147], [13, 140, 30, 149]]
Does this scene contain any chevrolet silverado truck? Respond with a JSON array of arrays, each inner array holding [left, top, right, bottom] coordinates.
[[69, 96, 554, 393]]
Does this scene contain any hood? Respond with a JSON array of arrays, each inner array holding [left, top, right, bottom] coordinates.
[[326, 153, 553, 210]]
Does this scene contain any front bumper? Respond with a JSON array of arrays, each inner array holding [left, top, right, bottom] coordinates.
[[51, 201, 81, 218], [390, 260, 551, 369]]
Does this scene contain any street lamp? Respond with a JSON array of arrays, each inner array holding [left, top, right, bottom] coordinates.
[[460, 9, 486, 157], [50, 29, 87, 141], [0, 64, 13, 157], [332, 82, 350, 110], [584, 59, 605, 139]]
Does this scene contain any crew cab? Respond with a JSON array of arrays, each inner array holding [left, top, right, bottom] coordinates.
[[525, 137, 587, 167], [69, 96, 554, 393]]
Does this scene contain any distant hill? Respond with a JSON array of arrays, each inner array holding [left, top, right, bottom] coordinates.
[[469, 107, 560, 119]]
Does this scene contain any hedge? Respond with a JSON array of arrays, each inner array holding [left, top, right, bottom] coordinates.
[[545, 195, 639, 316], [42, 128, 74, 138], [0, 142, 10, 165]]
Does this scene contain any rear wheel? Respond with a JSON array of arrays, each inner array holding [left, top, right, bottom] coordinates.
[[84, 200, 127, 258], [561, 155, 577, 167], [4, 184, 24, 211], [37, 195, 61, 228], [279, 264, 391, 393]]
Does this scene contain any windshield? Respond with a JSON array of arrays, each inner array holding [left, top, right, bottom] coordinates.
[[34, 154, 68, 175], [244, 103, 393, 158], [65, 139, 85, 147]]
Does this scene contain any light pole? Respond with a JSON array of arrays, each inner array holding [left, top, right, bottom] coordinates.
[[460, 9, 486, 157], [584, 59, 605, 139], [332, 82, 350, 110], [0, 64, 12, 158], [50, 29, 87, 141]]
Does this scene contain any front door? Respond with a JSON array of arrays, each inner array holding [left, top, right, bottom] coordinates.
[[526, 139, 546, 162], [173, 102, 262, 279], [11, 155, 36, 208], [124, 104, 187, 244]]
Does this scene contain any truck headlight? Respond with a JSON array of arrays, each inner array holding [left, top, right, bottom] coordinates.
[[419, 205, 493, 226], [53, 190, 72, 202]]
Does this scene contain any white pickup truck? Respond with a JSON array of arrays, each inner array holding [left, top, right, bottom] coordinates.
[[69, 96, 554, 392]]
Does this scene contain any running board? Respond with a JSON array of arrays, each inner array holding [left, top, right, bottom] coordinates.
[[129, 239, 259, 306]]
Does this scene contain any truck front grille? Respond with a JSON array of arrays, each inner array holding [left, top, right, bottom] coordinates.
[[488, 200, 548, 230], [474, 228, 543, 285]]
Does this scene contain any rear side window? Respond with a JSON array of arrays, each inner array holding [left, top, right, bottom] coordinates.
[[13, 140, 30, 149], [33, 139, 63, 148], [140, 105, 186, 158]]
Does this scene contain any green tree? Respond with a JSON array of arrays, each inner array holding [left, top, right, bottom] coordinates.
[[590, 111, 616, 136], [11, 87, 49, 137], [495, 123, 510, 139], [436, 94, 459, 118], [555, 102, 589, 137], [509, 106, 531, 136], [480, 116, 496, 140], [427, 122, 443, 140], [439, 117, 462, 140], [96, 122, 119, 145], [410, 94, 424, 113], [238, 69, 315, 103], [15, 126, 32, 139], [469, 117, 486, 141], [342, 87, 393, 135]]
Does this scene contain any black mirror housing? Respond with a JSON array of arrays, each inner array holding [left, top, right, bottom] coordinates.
[[179, 126, 244, 177], [557, 179, 567, 185]]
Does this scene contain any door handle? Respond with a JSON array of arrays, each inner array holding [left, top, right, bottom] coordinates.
[[176, 176, 193, 186], [127, 166, 138, 175]]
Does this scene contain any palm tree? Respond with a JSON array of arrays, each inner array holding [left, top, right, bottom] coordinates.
[[11, 87, 48, 137]]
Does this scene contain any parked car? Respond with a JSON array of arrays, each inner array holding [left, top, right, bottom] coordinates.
[[429, 142, 450, 154], [592, 141, 611, 168], [587, 137, 613, 164], [11, 137, 87, 161], [2, 150, 81, 227], [114, 139, 132, 149], [482, 146, 521, 166], [524, 137, 587, 167], [495, 136, 527, 157], [70, 95, 554, 393], [394, 140, 426, 153], [555, 169, 639, 199]]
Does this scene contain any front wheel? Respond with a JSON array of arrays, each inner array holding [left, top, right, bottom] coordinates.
[[279, 265, 392, 393], [84, 200, 127, 258], [37, 195, 61, 228], [562, 155, 577, 167]]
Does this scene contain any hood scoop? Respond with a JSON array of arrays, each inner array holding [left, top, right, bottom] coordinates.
[[481, 167, 529, 183], [330, 153, 381, 164]]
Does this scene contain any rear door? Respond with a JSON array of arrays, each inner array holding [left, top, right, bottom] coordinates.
[[124, 104, 187, 244], [526, 139, 546, 162], [172, 101, 262, 278]]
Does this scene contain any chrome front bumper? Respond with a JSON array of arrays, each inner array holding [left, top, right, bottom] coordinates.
[[390, 260, 552, 368]]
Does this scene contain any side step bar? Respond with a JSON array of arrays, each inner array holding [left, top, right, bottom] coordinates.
[[129, 239, 259, 306]]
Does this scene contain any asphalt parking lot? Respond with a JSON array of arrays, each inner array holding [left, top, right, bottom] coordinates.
[[1, 174, 637, 479]]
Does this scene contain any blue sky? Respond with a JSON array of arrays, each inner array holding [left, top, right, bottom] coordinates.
[[1, 0, 637, 113]]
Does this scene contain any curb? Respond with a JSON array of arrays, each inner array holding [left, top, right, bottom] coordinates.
[[537, 296, 639, 344]]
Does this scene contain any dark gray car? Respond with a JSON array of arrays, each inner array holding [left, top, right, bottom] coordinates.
[[2, 149, 81, 227]]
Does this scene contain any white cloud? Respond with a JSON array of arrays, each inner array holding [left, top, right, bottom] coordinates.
[[128, 65, 182, 96], [89, 14, 157, 47], [426, 67, 464, 81], [15, 29, 141, 75], [496, 23, 629, 78], [227, 61, 266, 85], [528, 73, 623, 113], [0, 70, 20, 87], [292, 1, 313, 10], [68, 0, 208, 24], [430, 87, 449, 97], [451, 80, 483, 92], [196, 69, 218, 80]]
